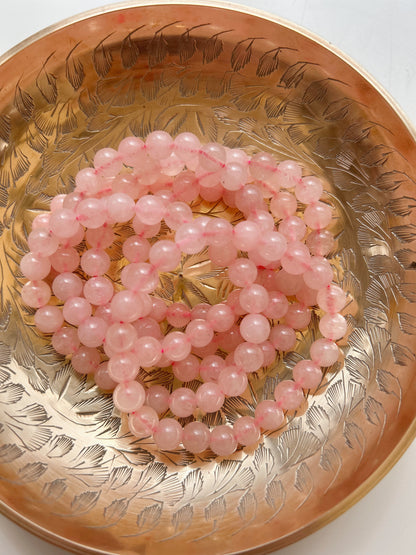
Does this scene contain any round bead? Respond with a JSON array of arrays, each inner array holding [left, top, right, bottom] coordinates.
[[172, 354, 200, 382], [303, 257, 333, 290], [262, 291, 289, 319], [94, 361, 118, 391], [232, 221, 261, 251], [135, 195, 166, 225], [49, 208, 80, 238], [122, 235, 150, 263], [270, 191, 297, 219], [128, 406, 159, 438], [121, 263, 159, 294], [166, 302, 191, 328], [319, 313, 347, 340], [153, 418, 183, 450], [228, 258, 257, 287], [175, 222, 205, 254], [234, 342, 264, 372], [164, 201, 193, 230], [239, 314, 270, 344], [133, 336, 162, 367], [304, 201, 332, 230], [108, 352, 140, 382], [110, 290, 150, 322], [20, 252, 51, 281], [239, 284, 269, 314], [133, 317, 162, 339], [83, 276, 113, 306], [146, 385, 170, 414], [28, 229, 59, 257], [293, 360, 323, 389], [285, 303, 311, 330], [274, 381, 304, 410], [316, 284, 347, 313], [113, 381, 146, 413], [106, 193, 135, 223], [93, 147, 123, 177], [206, 304, 234, 332], [281, 241, 311, 275], [233, 416, 260, 446], [52, 326, 80, 355], [80, 249, 110, 277], [52, 272, 83, 302], [295, 176, 324, 204], [162, 331, 191, 361], [208, 243, 238, 267], [149, 240, 181, 272], [269, 324, 296, 351], [259, 340, 276, 367], [105, 323, 137, 353], [169, 387, 197, 417], [76, 198, 107, 229], [274, 270, 304, 296], [306, 229, 335, 256], [21, 280, 51, 308], [71, 346, 101, 374], [255, 400, 284, 430], [217, 366, 248, 397], [50, 247, 79, 273], [196, 382, 225, 413], [279, 216, 306, 242], [185, 319, 214, 347], [199, 355, 225, 382], [172, 170, 200, 203], [182, 421, 210, 453], [78, 316, 107, 348], [63, 297, 92, 326], [310, 338, 339, 366], [258, 232, 287, 262], [209, 425, 237, 456]]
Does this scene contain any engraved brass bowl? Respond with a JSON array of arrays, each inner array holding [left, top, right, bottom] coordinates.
[[0, 2, 415, 554]]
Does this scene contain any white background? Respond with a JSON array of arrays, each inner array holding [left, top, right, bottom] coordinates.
[[1, 1, 415, 554]]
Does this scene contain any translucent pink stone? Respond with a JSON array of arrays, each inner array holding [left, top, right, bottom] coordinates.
[[145, 130, 173, 159], [295, 176, 324, 204], [21, 280, 51, 308], [49, 208, 80, 238], [191, 303, 211, 320], [249, 152, 277, 181], [94, 361, 118, 391], [248, 210, 274, 232], [62, 192, 83, 212], [112, 174, 143, 199], [133, 317, 162, 339], [209, 425, 237, 456], [80, 249, 110, 277], [162, 331, 191, 362], [129, 406, 159, 438], [205, 218, 233, 247], [216, 324, 244, 352], [192, 340, 219, 358], [304, 201, 332, 230], [269, 324, 296, 351], [199, 355, 226, 382], [61, 225, 85, 248], [220, 162, 247, 192], [293, 360, 323, 389], [28, 229, 59, 257], [233, 416, 260, 446], [113, 380, 145, 413], [228, 258, 257, 287], [173, 132, 201, 165], [132, 216, 160, 238], [262, 290, 289, 319], [296, 284, 318, 307], [150, 297, 168, 322], [52, 327, 80, 355], [32, 212, 50, 230], [50, 247, 79, 273], [153, 418, 183, 451], [247, 249, 280, 270], [274, 380, 304, 410], [106, 193, 135, 223], [208, 243, 238, 267], [78, 316, 107, 348], [93, 147, 122, 177], [303, 256, 333, 290], [146, 385, 170, 414], [175, 222, 205, 254], [234, 342, 264, 372], [110, 290, 149, 322], [281, 241, 311, 275], [274, 270, 304, 296], [169, 387, 197, 417], [239, 284, 269, 314], [310, 338, 339, 366], [166, 302, 191, 328], [285, 302, 311, 329], [94, 303, 114, 325], [121, 262, 159, 294], [105, 322, 137, 353], [232, 220, 261, 251], [118, 136, 146, 167], [254, 400, 284, 430], [259, 340, 276, 367], [63, 297, 92, 326], [182, 421, 210, 453], [135, 195, 166, 225], [256, 268, 277, 290], [149, 240, 181, 271], [172, 171, 200, 202], [164, 201, 193, 230], [185, 319, 214, 347], [277, 159, 302, 188], [270, 191, 297, 219], [71, 346, 101, 374], [239, 314, 270, 344], [196, 382, 225, 412], [199, 142, 226, 172], [319, 313, 347, 340], [20, 252, 51, 281], [108, 352, 140, 382], [172, 354, 200, 382], [316, 284, 347, 313], [306, 229, 335, 256], [207, 304, 234, 332], [258, 231, 287, 262], [83, 276, 113, 306], [133, 336, 162, 367], [279, 216, 306, 242], [235, 185, 263, 215], [218, 366, 248, 397], [225, 290, 246, 317], [76, 198, 107, 229]]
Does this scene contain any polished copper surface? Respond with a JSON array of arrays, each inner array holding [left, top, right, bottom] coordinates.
[[0, 2, 415, 554]]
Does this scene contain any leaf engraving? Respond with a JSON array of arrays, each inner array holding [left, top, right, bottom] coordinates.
[[0, 443, 24, 463], [294, 462, 313, 509], [265, 477, 285, 522], [231, 39, 254, 71], [42, 478, 67, 502], [14, 84, 34, 121], [104, 498, 128, 524], [66, 43, 85, 90], [376, 369, 402, 413], [18, 462, 48, 483], [70, 491, 101, 515], [343, 422, 366, 465]]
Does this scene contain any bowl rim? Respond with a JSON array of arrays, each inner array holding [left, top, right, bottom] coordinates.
[[0, 2, 415, 554]]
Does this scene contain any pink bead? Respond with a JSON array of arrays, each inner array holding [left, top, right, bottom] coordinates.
[[71, 346, 101, 374], [132, 217, 160, 238], [169, 387, 197, 417], [207, 304, 234, 332], [225, 290, 246, 317], [304, 201, 332, 230], [316, 284, 347, 313], [78, 316, 107, 347], [319, 313, 347, 340], [274, 380, 304, 410], [255, 400, 284, 430], [192, 341, 218, 358], [295, 176, 324, 204], [235, 185, 264, 214], [63, 192, 83, 212], [239, 284, 269, 314], [50, 247, 79, 273], [49, 208, 80, 238], [135, 195, 166, 225], [205, 218, 233, 247], [262, 290, 289, 319], [61, 225, 85, 248], [277, 160, 302, 188], [80, 249, 110, 277], [121, 262, 159, 293], [149, 240, 181, 271], [209, 425, 237, 456], [199, 355, 225, 382], [191, 303, 211, 320], [199, 142, 226, 172], [28, 229, 59, 257], [166, 302, 191, 328], [185, 319, 214, 347], [182, 421, 210, 453], [113, 380, 145, 413], [285, 302, 311, 329], [310, 338, 339, 366], [249, 152, 277, 181], [196, 382, 225, 412], [63, 297, 92, 326], [94, 361, 118, 391], [146, 385, 170, 414], [110, 290, 149, 322], [105, 322, 137, 353], [296, 284, 318, 307], [220, 162, 247, 192], [172, 170, 200, 202], [150, 297, 168, 322], [112, 174, 143, 199], [228, 258, 257, 287], [173, 132, 201, 164], [233, 416, 260, 446], [303, 256, 333, 289], [293, 360, 323, 389], [172, 354, 200, 382], [222, 189, 237, 208], [132, 317, 161, 339], [145, 130, 173, 159], [93, 147, 122, 177], [247, 249, 280, 270], [118, 136, 146, 167], [208, 243, 238, 267], [133, 336, 162, 367], [259, 340, 276, 367], [216, 324, 244, 352], [306, 229, 335, 256], [248, 210, 274, 233], [256, 269, 277, 290], [164, 201, 193, 230], [239, 314, 270, 344], [281, 241, 311, 275], [106, 193, 135, 223], [20, 252, 51, 281], [270, 192, 297, 219], [269, 324, 296, 351], [32, 212, 50, 230], [175, 222, 205, 254], [258, 231, 287, 262], [83, 276, 113, 306], [52, 327, 80, 355], [50, 194, 66, 211], [21, 280, 51, 308], [279, 216, 306, 242], [94, 303, 114, 325], [232, 220, 261, 251], [218, 366, 248, 397], [154, 418, 183, 451], [234, 342, 264, 372], [274, 270, 304, 296], [128, 406, 159, 438], [108, 352, 140, 382], [76, 198, 107, 229], [162, 331, 191, 361]]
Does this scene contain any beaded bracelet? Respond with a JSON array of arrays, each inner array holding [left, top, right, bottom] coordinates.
[[20, 130, 348, 457]]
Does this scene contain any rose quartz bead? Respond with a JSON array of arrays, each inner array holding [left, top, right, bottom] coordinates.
[[279, 216, 306, 242], [232, 220, 261, 251], [295, 176, 324, 204], [234, 342, 264, 372], [225, 290, 246, 317], [172, 354, 200, 382], [205, 218, 233, 247], [20, 252, 51, 281], [172, 170, 200, 202], [233, 416, 260, 446], [173, 132, 201, 165], [164, 201, 193, 230], [310, 338, 339, 366], [175, 222, 205, 254], [270, 191, 297, 219], [239, 314, 270, 344], [154, 418, 183, 451], [248, 210, 274, 233], [247, 249, 280, 270], [129, 406, 159, 438], [149, 240, 181, 271], [191, 303, 211, 320], [192, 341, 218, 358], [106, 193, 135, 223], [196, 382, 225, 413], [277, 160, 302, 188], [132, 216, 160, 238], [269, 324, 296, 351], [223, 189, 237, 208], [150, 297, 168, 322], [133, 317, 162, 339], [62, 191, 83, 212], [228, 258, 257, 287], [49, 208, 80, 239], [249, 152, 276, 181], [182, 421, 211, 453], [51, 273, 82, 303], [281, 241, 311, 275], [220, 162, 247, 192], [78, 316, 108, 348], [80, 249, 110, 277], [113, 380, 145, 413], [296, 284, 318, 307], [32, 212, 50, 230], [303, 256, 333, 290], [108, 352, 140, 382], [71, 346, 101, 374], [146, 385, 170, 414], [105, 322, 137, 353], [110, 290, 149, 322], [21, 280, 51, 308], [209, 425, 237, 456], [304, 201, 332, 230], [93, 147, 122, 177], [118, 136, 146, 167], [255, 400, 284, 429], [262, 290, 289, 319], [62, 226, 85, 250], [319, 313, 347, 340], [28, 229, 59, 257], [112, 174, 142, 199], [239, 284, 269, 314], [285, 302, 311, 329], [274, 380, 304, 410], [166, 302, 191, 328], [199, 355, 225, 382], [259, 340, 276, 367], [206, 304, 234, 332], [52, 327, 80, 355], [162, 331, 191, 361], [316, 284, 347, 313], [235, 185, 263, 215], [208, 243, 238, 267], [199, 142, 226, 172], [216, 324, 244, 352], [76, 198, 107, 229], [83, 276, 113, 306], [169, 387, 197, 417], [63, 296, 92, 326], [94, 303, 114, 325], [185, 319, 214, 347], [218, 366, 248, 397], [293, 360, 323, 389], [274, 270, 304, 296], [133, 336, 162, 367], [135, 195, 166, 225], [258, 231, 287, 262], [94, 361, 118, 391], [145, 130, 173, 159], [306, 229, 335, 256], [50, 247, 79, 273], [256, 269, 277, 290], [121, 262, 159, 294]]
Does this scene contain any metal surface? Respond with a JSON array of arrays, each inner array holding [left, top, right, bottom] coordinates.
[[0, 2, 415, 554]]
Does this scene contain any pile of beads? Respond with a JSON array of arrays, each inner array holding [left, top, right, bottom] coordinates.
[[20, 131, 348, 457]]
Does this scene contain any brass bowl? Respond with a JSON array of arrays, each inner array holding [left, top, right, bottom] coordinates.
[[0, 2, 415, 554]]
